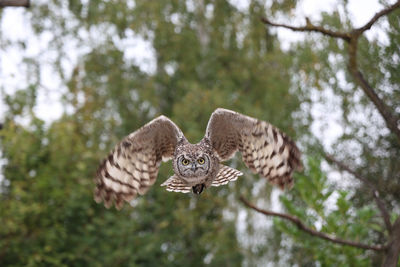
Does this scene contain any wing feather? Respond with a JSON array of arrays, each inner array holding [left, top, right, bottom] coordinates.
[[206, 108, 302, 189], [94, 116, 184, 209], [211, 165, 243, 187], [160, 175, 192, 193]]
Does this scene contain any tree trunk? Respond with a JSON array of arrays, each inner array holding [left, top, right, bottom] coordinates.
[[382, 216, 400, 267]]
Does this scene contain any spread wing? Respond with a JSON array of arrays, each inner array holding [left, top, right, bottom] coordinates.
[[206, 108, 302, 189], [94, 115, 184, 209]]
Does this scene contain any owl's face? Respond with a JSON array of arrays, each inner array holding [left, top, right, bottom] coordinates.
[[173, 140, 215, 181], [176, 152, 211, 178]]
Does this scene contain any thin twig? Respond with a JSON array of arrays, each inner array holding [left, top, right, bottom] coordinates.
[[325, 154, 392, 233], [355, 1, 400, 34], [240, 196, 387, 252], [261, 17, 351, 41]]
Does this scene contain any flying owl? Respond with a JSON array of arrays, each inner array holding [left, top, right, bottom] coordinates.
[[94, 108, 302, 209]]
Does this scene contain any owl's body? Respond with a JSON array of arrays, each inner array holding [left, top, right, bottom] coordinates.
[[94, 108, 302, 209]]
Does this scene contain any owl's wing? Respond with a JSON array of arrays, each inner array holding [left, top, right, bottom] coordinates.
[[206, 108, 302, 189], [94, 115, 184, 209]]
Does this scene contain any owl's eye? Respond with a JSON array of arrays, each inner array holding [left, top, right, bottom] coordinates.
[[181, 158, 189, 165], [197, 157, 205, 165]]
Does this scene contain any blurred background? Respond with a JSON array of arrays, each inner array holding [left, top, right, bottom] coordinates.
[[0, 0, 399, 266]]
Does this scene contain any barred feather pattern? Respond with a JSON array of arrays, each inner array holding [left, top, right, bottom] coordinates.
[[160, 175, 191, 193], [161, 165, 243, 192], [94, 109, 302, 210], [239, 121, 302, 189], [94, 116, 182, 210], [211, 165, 243, 187], [94, 144, 160, 210], [207, 108, 302, 190]]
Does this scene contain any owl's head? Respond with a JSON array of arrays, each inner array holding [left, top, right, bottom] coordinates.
[[174, 139, 214, 179]]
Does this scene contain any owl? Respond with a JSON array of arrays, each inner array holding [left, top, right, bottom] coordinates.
[[94, 108, 302, 209]]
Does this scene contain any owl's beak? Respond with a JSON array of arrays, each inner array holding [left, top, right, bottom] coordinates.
[[191, 163, 197, 172]]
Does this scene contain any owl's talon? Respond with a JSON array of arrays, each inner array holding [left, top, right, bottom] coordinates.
[[192, 184, 205, 195]]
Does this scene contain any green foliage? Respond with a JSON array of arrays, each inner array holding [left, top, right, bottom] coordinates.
[[0, 0, 299, 266], [275, 158, 382, 266], [1, 0, 399, 266], [0, 114, 246, 266]]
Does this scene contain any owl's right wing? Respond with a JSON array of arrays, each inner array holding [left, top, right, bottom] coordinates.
[[94, 115, 184, 210], [206, 108, 302, 189]]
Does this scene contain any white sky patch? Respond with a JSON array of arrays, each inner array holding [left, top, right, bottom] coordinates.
[[0, 8, 158, 123], [272, 0, 338, 50], [1, 9, 26, 95], [310, 87, 344, 151], [300, 0, 338, 18], [347, 0, 382, 27], [1, 0, 387, 123], [347, 0, 389, 43], [273, 0, 388, 50], [116, 28, 156, 75], [1, 8, 66, 123], [228, 0, 250, 12]]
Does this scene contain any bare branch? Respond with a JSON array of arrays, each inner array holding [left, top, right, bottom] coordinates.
[[262, 2, 400, 143], [355, 1, 400, 34], [0, 0, 29, 7], [347, 2, 400, 141], [261, 17, 351, 41], [240, 196, 387, 252], [325, 154, 392, 233], [347, 61, 400, 142]]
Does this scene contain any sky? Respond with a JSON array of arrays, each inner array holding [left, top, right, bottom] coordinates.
[[0, 0, 392, 187], [0, 0, 387, 123], [0, 1, 395, 245]]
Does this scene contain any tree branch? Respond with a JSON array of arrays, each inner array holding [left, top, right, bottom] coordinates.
[[324, 154, 392, 233], [262, 2, 400, 143], [0, 0, 29, 7], [355, 1, 400, 34], [240, 196, 387, 252], [261, 17, 351, 41], [347, 56, 400, 142]]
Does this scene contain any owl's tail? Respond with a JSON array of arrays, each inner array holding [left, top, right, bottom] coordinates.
[[161, 175, 192, 193], [211, 165, 243, 187]]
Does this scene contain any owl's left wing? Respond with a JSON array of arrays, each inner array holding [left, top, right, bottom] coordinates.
[[206, 108, 302, 189], [94, 116, 184, 210]]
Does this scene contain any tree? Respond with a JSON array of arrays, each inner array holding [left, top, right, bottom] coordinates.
[[241, 1, 400, 266], [0, 0, 299, 265], [3, 0, 398, 266]]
